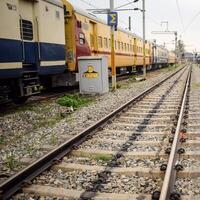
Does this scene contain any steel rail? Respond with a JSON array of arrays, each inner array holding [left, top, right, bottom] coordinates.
[[0, 66, 185, 200], [159, 66, 192, 200]]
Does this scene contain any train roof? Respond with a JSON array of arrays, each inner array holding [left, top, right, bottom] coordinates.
[[68, 2, 173, 52], [44, 0, 63, 7]]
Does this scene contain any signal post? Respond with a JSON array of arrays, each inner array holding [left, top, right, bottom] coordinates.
[[109, 0, 117, 90]]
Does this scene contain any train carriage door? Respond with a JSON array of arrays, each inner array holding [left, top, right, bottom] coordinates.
[[89, 21, 98, 54], [35, 0, 65, 74], [18, 0, 37, 65]]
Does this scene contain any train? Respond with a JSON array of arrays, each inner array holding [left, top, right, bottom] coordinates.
[[0, 0, 176, 104]]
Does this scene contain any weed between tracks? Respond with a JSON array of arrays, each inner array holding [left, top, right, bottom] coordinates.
[[4, 151, 20, 171], [192, 83, 200, 88], [57, 94, 92, 108], [0, 135, 5, 145], [93, 154, 112, 162], [160, 64, 179, 73]]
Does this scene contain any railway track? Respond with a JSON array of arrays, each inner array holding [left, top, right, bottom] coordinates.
[[0, 65, 194, 200], [170, 65, 200, 199]]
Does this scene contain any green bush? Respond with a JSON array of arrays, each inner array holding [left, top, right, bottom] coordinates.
[[57, 94, 91, 108]]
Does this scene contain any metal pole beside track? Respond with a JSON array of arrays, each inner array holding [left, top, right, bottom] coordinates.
[[142, 0, 146, 79], [110, 0, 117, 90]]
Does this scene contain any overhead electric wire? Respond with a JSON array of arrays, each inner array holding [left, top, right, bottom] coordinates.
[[183, 10, 200, 34], [115, 0, 139, 10], [176, 0, 185, 32], [79, 0, 129, 27], [79, 0, 98, 9]]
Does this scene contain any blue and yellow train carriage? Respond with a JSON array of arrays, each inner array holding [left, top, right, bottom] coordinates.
[[0, 0, 65, 103]]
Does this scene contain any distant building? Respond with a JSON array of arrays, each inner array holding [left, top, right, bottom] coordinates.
[[184, 52, 194, 62]]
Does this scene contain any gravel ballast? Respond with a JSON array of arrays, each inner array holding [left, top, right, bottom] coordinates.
[[0, 67, 181, 181]]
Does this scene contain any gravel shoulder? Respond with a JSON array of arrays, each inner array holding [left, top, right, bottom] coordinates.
[[0, 66, 180, 181]]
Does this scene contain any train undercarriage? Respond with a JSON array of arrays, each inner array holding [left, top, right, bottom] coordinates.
[[0, 63, 173, 105]]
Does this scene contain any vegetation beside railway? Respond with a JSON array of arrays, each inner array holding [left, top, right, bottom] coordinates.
[[57, 94, 93, 108]]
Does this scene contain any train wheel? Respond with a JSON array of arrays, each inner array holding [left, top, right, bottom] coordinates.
[[13, 97, 28, 105]]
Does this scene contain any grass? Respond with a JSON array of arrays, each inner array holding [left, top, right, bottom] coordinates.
[[160, 64, 179, 73], [57, 94, 92, 108], [192, 83, 200, 88], [128, 74, 137, 82], [26, 144, 36, 156], [93, 154, 112, 162], [5, 151, 19, 171], [33, 114, 62, 129], [50, 133, 58, 145], [0, 135, 5, 145], [116, 83, 121, 89]]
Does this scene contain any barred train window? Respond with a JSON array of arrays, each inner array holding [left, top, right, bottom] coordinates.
[[98, 37, 102, 48], [98, 36, 103, 48], [20, 19, 33, 41], [79, 33, 85, 45], [104, 38, 108, 48], [118, 41, 120, 50]]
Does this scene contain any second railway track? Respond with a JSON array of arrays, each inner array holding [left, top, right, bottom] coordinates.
[[0, 65, 194, 200]]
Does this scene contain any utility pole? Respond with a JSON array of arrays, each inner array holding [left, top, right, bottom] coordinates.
[[110, 0, 116, 90], [142, 0, 146, 79], [129, 16, 131, 31]]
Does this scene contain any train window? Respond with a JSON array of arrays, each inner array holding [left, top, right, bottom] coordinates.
[[121, 42, 123, 51], [104, 38, 108, 48], [77, 21, 82, 28], [79, 33, 85, 45], [20, 19, 33, 41], [118, 41, 120, 50], [98, 36, 103, 48]]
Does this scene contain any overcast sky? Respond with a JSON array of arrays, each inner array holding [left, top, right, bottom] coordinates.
[[68, 0, 200, 53]]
